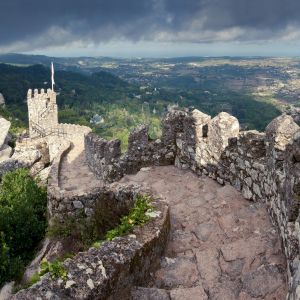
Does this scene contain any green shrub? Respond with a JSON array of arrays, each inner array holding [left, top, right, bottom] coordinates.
[[40, 259, 67, 280], [20, 258, 68, 290], [105, 195, 153, 241], [0, 168, 47, 287]]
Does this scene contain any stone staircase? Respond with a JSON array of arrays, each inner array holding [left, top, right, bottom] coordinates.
[[40, 103, 55, 118], [30, 121, 66, 139]]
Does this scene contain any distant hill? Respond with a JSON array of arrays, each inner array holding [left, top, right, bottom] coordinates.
[[0, 53, 55, 65], [0, 53, 115, 74]]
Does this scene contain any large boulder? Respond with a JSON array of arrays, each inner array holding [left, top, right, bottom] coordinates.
[[0, 117, 11, 149]]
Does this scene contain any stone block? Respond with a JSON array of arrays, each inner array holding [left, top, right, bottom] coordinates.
[[0, 117, 11, 149], [0, 144, 13, 162]]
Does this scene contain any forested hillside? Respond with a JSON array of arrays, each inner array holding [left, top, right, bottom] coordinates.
[[0, 64, 164, 148], [0, 62, 282, 148]]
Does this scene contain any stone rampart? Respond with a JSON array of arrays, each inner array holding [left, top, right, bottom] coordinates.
[[57, 123, 91, 140], [84, 111, 186, 182], [85, 108, 300, 298], [47, 139, 71, 218], [27, 106, 300, 299], [173, 110, 300, 299]]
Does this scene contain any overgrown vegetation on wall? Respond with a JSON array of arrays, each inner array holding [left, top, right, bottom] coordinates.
[[0, 169, 47, 287], [47, 194, 154, 253]]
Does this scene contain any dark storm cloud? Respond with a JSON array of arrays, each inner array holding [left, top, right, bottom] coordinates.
[[0, 0, 300, 50], [200, 0, 300, 30]]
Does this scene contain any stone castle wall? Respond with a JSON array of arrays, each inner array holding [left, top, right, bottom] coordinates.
[[13, 108, 300, 299], [85, 109, 300, 298], [171, 110, 300, 299], [57, 123, 91, 140], [84, 111, 186, 182]]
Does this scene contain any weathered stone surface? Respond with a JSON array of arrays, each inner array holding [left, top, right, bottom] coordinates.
[[73, 200, 84, 209], [0, 282, 14, 300], [266, 114, 299, 151], [131, 287, 170, 300], [192, 223, 214, 242], [170, 286, 208, 300], [45, 108, 300, 298], [196, 248, 220, 289], [0, 117, 11, 148], [220, 237, 267, 261], [0, 158, 26, 177], [0, 144, 13, 162], [241, 265, 286, 298], [155, 256, 199, 288]]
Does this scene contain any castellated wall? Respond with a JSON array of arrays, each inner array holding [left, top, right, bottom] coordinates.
[[57, 123, 91, 139], [84, 110, 187, 182], [85, 109, 300, 298], [172, 110, 300, 299]]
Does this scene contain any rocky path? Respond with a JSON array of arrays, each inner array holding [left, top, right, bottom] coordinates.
[[119, 166, 287, 300], [59, 140, 103, 194]]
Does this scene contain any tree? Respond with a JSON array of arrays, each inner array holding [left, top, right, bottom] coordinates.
[[0, 169, 47, 286]]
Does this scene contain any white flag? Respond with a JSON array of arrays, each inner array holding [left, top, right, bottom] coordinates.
[[51, 62, 55, 91]]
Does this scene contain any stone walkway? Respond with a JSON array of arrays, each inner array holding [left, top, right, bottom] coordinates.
[[119, 166, 287, 300], [59, 140, 103, 194]]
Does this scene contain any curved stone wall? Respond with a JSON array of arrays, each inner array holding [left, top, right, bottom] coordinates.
[[11, 189, 170, 300]]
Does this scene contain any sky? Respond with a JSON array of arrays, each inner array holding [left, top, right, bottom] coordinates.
[[1, 0, 300, 57]]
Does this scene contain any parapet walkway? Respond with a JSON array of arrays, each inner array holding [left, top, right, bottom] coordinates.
[[119, 166, 287, 300], [59, 140, 103, 194]]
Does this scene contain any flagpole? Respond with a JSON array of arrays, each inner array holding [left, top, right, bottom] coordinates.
[[51, 62, 55, 91]]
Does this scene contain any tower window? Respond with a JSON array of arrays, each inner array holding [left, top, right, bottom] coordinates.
[[202, 124, 208, 138]]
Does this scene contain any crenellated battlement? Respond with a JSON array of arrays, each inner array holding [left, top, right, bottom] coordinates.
[[83, 109, 300, 298], [27, 88, 56, 104]]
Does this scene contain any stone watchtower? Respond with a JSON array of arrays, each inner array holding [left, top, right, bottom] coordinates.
[[27, 88, 58, 138]]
